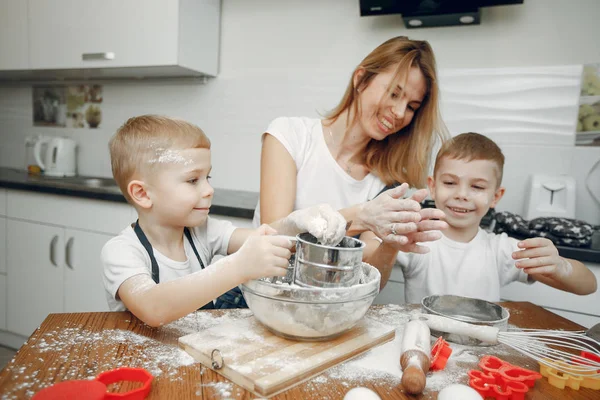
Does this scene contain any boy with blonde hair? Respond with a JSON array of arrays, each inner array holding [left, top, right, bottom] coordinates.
[[102, 115, 347, 326], [363, 132, 596, 303]]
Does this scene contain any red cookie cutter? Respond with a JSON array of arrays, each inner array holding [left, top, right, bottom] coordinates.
[[430, 336, 452, 371], [468, 356, 542, 400], [32, 367, 153, 400]]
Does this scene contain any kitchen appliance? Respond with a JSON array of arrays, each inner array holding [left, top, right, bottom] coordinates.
[[33, 136, 77, 177], [179, 314, 394, 398], [524, 174, 576, 220]]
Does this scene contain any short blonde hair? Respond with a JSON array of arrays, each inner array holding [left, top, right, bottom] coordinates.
[[109, 115, 211, 202], [433, 132, 505, 186], [326, 36, 448, 188]]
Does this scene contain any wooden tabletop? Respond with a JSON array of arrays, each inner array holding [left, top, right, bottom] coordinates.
[[0, 302, 598, 399]]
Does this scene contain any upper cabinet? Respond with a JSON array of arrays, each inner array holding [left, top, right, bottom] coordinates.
[[0, 0, 29, 70], [0, 0, 220, 80]]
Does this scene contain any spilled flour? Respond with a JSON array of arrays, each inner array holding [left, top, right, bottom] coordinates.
[[1, 305, 536, 400], [1, 327, 195, 400]]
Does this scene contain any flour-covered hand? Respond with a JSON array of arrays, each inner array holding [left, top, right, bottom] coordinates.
[[512, 237, 572, 279], [232, 224, 293, 281], [282, 204, 347, 246]]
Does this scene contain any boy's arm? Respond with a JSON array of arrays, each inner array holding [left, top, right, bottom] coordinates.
[[513, 238, 597, 295], [118, 257, 248, 327], [108, 227, 291, 327]]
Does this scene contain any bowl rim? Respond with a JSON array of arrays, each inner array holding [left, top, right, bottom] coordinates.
[[241, 262, 381, 304], [421, 294, 510, 325], [241, 284, 379, 304]]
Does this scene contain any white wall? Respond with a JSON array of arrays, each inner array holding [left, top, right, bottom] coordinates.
[[0, 0, 599, 223]]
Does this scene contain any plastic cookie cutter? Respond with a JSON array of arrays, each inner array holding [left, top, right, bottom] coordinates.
[[479, 355, 542, 387], [468, 369, 528, 400], [430, 336, 452, 371], [468, 355, 542, 400], [539, 357, 600, 391], [32, 367, 153, 400]]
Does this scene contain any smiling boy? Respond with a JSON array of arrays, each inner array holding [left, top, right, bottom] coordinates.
[[102, 115, 347, 326], [364, 132, 596, 303]]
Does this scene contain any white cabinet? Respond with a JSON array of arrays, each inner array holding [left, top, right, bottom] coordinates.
[[501, 262, 600, 328], [0, 275, 6, 330], [0, 0, 29, 70], [7, 220, 65, 337], [18, 0, 220, 78], [0, 216, 6, 274], [64, 228, 113, 313], [212, 214, 254, 229], [6, 219, 113, 336], [373, 264, 406, 305], [4, 190, 134, 337]]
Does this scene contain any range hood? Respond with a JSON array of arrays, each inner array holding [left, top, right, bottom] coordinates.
[[359, 0, 524, 28]]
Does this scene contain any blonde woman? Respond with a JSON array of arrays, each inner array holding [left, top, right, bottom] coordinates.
[[255, 36, 449, 256]]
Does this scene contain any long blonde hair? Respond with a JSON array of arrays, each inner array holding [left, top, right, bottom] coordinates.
[[326, 37, 448, 188]]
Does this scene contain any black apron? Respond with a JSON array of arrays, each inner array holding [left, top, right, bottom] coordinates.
[[132, 221, 247, 310]]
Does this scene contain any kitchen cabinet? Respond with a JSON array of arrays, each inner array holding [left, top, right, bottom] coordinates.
[[7, 220, 65, 337], [500, 261, 600, 328], [373, 262, 406, 305], [0, 0, 29, 70], [373, 261, 600, 328], [20, 0, 220, 79], [0, 275, 5, 330], [212, 214, 254, 230], [3, 190, 134, 337], [6, 219, 114, 336], [0, 216, 6, 274]]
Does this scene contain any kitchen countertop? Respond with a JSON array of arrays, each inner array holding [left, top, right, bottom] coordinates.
[[0, 303, 598, 399], [1, 166, 598, 263], [0, 167, 258, 219]]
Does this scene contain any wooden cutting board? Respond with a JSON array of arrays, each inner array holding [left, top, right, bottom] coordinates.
[[179, 315, 395, 398]]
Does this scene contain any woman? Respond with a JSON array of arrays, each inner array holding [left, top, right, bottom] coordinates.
[[254, 36, 448, 260]]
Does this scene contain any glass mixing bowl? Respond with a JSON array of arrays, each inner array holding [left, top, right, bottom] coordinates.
[[241, 263, 380, 341]]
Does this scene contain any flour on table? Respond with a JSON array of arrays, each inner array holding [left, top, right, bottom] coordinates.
[[0, 327, 195, 400]]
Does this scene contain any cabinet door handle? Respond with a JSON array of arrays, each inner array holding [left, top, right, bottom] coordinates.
[[65, 237, 74, 270], [82, 52, 115, 61], [49, 235, 59, 267]]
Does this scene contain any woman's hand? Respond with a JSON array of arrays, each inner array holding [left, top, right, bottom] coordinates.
[[279, 204, 347, 245], [358, 183, 446, 246]]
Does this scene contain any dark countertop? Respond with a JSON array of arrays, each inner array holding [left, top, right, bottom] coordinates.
[[0, 167, 258, 219], [1, 167, 598, 263]]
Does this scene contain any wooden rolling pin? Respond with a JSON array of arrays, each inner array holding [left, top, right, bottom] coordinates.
[[400, 319, 431, 395]]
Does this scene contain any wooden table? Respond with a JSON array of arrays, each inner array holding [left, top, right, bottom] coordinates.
[[0, 302, 598, 399]]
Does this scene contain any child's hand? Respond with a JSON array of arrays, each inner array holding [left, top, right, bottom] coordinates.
[[512, 238, 572, 279], [233, 224, 293, 282], [283, 204, 347, 246], [376, 186, 447, 250]]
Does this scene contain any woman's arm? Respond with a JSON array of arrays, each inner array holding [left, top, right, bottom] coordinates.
[[260, 134, 297, 224]]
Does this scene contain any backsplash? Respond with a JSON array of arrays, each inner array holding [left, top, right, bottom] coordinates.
[[0, 0, 598, 224]]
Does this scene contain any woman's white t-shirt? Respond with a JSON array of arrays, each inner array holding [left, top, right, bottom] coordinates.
[[253, 117, 386, 226]]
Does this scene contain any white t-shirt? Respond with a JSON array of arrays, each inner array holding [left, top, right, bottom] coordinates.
[[253, 116, 386, 226], [101, 216, 236, 311], [397, 229, 532, 304]]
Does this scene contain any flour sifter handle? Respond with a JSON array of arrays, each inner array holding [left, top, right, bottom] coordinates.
[[416, 314, 501, 345]]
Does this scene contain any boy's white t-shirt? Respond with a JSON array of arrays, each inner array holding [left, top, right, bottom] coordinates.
[[397, 228, 532, 304], [253, 116, 386, 226], [101, 216, 236, 311]]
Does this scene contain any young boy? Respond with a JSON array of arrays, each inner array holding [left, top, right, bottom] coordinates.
[[102, 115, 347, 326], [363, 132, 597, 303]]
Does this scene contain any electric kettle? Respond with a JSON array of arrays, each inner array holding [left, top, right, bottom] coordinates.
[[33, 136, 77, 177]]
